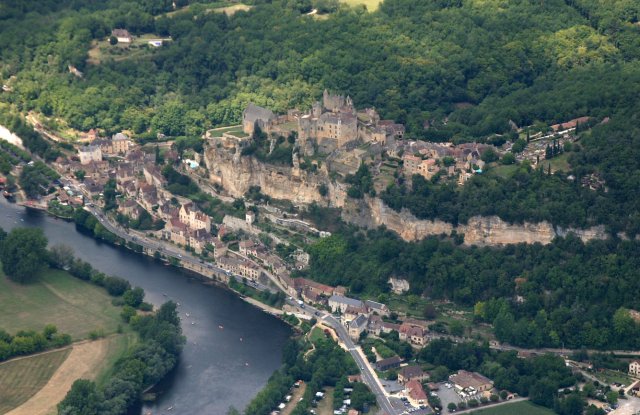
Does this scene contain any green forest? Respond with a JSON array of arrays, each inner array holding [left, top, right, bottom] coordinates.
[[301, 228, 640, 350]]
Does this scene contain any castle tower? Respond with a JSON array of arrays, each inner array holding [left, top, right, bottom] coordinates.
[[312, 101, 322, 118]]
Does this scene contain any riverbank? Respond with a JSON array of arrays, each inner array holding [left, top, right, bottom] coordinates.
[[0, 197, 291, 414]]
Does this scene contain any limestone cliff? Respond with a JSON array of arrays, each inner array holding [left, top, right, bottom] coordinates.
[[204, 144, 609, 246], [203, 144, 347, 206], [342, 197, 608, 245]]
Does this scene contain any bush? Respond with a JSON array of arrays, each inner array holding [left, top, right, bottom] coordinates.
[[121, 305, 136, 323], [490, 394, 499, 402]]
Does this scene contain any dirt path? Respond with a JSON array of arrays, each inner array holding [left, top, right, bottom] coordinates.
[[280, 383, 307, 415], [7, 338, 110, 415]]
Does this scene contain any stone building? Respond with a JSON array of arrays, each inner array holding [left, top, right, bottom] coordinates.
[[298, 90, 358, 154], [243, 103, 276, 135], [179, 203, 211, 232], [78, 145, 102, 165]]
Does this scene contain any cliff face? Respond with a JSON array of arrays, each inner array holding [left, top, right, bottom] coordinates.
[[203, 145, 347, 206], [204, 145, 609, 246], [342, 197, 608, 245]]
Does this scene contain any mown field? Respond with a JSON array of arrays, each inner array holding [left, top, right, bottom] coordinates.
[[0, 348, 71, 414], [0, 268, 123, 340], [471, 401, 555, 415]]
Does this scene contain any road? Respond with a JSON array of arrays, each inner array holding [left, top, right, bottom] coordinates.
[[82, 202, 275, 293], [284, 299, 400, 415]]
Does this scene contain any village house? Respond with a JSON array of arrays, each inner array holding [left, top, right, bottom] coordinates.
[[143, 164, 166, 188], [344, 305, 369, 323], [111, 133, 131, 153], [78, 145, 102, 165], [212, 238, 227, 259], [118, 199, 143, 220], [398, 366, 428, 385], [399, 323, 428, 347], [328, 295, 365, 314], [188, 229, 214, 254], [116, 163, 135, 183], [348, 314, 368, 340], [111, 28, 132, 43], [449, 370, 493, 393], [365, 300, 390, 317], [629, 361, 640, 377], [84, 180, 105, 198], [164, 217, 188, 246], [376, 355, 403, 371], [179, 203, 211, 232], [138, 184, 159, 212], [405, 379, 428, 407], [239, 239, 262, 257], [293, 278, 337, 300]]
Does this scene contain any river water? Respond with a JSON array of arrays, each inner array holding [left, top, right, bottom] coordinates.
[[0, 197, 291, 415]]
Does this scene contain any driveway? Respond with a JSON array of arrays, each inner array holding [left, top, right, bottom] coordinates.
[[611, 397, 640, 415]]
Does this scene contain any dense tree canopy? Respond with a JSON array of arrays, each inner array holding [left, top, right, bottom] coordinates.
[[302, 228, 640, 349], [0, 227, 48, 283]]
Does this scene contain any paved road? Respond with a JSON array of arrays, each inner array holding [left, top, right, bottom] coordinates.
[[285, 300, 400, 415], [82, 202, 275, 293]]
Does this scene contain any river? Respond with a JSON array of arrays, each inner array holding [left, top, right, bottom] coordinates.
[[0, 197, 291, 415]]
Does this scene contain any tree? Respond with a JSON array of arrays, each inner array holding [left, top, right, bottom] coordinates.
[[448, 402, 457, 411], [423, 303, 437, 319], [49, 244, 75, 269], [74, 170, 86, 181], [109, 36, 118, 45], [350, 382, 375, 411], [481, 148, 499, 163], [430, 365, 449, 382], [123, 287, 145, 308], [1, 228, 48, 283], [58, 379, 101, 415], [501, 152, 516, 165], [606, 390, 618, 405]]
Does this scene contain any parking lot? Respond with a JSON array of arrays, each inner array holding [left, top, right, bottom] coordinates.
[[436, 384, 464, 413]]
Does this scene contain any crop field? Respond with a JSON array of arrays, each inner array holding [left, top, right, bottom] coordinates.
[[0, 348, 71, 414]]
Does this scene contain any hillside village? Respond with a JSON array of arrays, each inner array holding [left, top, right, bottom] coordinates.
[[3, 87, 633, 415]]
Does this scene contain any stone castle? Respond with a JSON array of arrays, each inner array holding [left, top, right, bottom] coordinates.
[[241, 90, 405, 156]]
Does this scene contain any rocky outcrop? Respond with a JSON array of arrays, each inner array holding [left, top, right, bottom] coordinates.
[[203, 144, 347, 206], [204, 144, 609, 246], [0, 125, 24, 148], [343, 197, 608, 245]]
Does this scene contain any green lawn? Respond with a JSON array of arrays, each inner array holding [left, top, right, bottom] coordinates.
[[0, 348, 71, 414], [309, 326, 327, 345], [208, 125, 245, 137], [471, 401, 554, 415], [594, 368, 632, 386], [0, 268, 124, 340]]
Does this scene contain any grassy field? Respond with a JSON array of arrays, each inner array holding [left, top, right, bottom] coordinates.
[[471, 401, 555, 415], [94, 333, 138, 387], [0, 348, 71, 414], [0, 268, 124, 340], [208, 125, 245, 137], [309, 326, 327, 345], [594, 368, 632, 386]]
